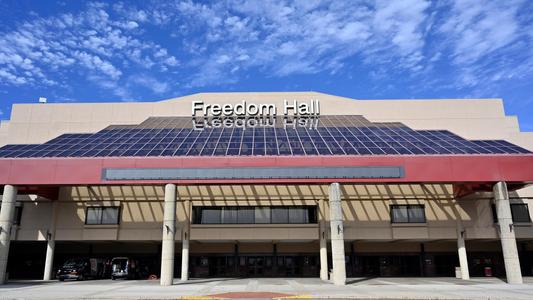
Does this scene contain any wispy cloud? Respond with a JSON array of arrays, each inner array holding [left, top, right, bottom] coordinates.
[[437, 0, 532, 89], [440, 0, 522, 64], [154, 0, 434, 86], [131, 75, 170, 94], [0, 2, 179, 99], [0, 0, 531, 106]]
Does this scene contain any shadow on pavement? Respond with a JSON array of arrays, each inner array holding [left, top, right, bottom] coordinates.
[[0, 280, 59, 290], [346, 277, 377, 285]]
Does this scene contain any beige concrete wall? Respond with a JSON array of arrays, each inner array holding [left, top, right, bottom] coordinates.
[[7, 183, 531, 243], [13, 200, 52, 241], [0, 120, 9, 144]]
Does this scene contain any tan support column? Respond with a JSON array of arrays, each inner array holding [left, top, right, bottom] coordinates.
[[319, 199, 328, 281], [329, 183, 346, 285], [181, 200, 190, 281], [456, 220, 469, 280], [0, 185, 17, 284], [494, 182, 522, 284], [43, 200, 58, 280], [160, 183, 176, 286]]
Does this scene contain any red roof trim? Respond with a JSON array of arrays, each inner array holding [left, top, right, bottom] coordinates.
[[1, 155, 533, 185]]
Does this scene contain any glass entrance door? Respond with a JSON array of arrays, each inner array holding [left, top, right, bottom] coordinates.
[[191, 254, 319, 277], [246, 256, 265, 276]]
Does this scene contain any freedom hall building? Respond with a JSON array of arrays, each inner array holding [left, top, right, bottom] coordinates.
[[0, 92, 532, 285]]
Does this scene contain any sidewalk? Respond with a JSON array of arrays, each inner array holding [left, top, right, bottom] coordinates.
[[1, 277, 533, 299]]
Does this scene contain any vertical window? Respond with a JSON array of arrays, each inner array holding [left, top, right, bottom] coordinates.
[[86, 207, 102, 224], [85, 207, 120, 225], [288, 207, 308, 224], [391, 205, 426, 223], [102, 207, 120, 224], [307, 206, 318, 223], [222, 207, 238, 224], [237, 207, 254, 224], [491, 204, 498, 223], [254, 207, 271, 224], [271, 207, 289, 223], [192, 206, 317, 224], [201, 207, 221, 224], [13, 205, 23, 225], [511, 204, 531, 223], [491, 203, 531, 223], [408, 205, 426, 223], [391, 205, 408, 223]]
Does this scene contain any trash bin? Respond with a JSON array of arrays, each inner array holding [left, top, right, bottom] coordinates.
[[455, 267, 462, 279], [484, 267, 492, 277]]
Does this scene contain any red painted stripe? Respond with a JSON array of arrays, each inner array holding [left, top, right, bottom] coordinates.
[[1, 155, 533, 185]]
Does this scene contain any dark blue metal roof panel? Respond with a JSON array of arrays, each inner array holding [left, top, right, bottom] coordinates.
[[0, 115, 530, 158]]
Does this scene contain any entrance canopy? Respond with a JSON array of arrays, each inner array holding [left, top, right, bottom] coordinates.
[[0, 155, 533, 186]]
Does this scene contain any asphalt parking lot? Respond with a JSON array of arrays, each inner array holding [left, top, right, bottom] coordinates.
[[1, 277, 533, 299]]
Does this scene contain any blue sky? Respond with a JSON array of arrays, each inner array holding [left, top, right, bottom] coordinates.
[[0, 0, 532, 130]]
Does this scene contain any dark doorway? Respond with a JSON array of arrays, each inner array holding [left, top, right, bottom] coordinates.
[[7, 241, 46, 279]]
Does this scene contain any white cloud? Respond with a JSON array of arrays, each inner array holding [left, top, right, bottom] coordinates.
[[73, 51, 122, 79], [158, 0, 433, 86], [0, 1, 434, 89], [0, 0, 531, 101], [164, 56, 179, 66], [441, 0, 522, 64], [124, 21, 139, 29], [88, 75, 132, 100], [373, 0, 430, 54], [131, 75, 170, 94], [0, 69, 28, 85], [0, 1, 180, 95], [435, 0, 532, 90]]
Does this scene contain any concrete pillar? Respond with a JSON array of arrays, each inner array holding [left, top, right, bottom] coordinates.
[[160, 183, 176, 286], [43, 239, 55, 281], [319, 201, 328, 280], [329, 183, 346, 285], [456, 221, 470, 280], [494, 182, 523, 284], [0, 185, 17, 284], [43, 201, 58, 281], [181, 200, 190, 281]]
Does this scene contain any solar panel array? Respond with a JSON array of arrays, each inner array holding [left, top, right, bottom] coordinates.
[[0, 115, 530, 158]]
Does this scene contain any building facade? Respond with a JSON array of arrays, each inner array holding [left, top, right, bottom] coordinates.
[[0, 92, 532, 285]]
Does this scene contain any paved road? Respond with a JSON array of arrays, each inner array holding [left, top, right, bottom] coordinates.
[[1, 277, 533, 299]]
